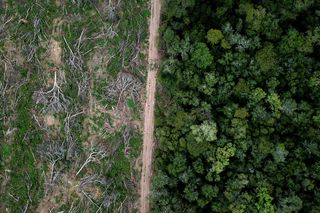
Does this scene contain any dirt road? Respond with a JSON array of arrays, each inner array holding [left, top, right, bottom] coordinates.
[[140, 0, 161, 212]]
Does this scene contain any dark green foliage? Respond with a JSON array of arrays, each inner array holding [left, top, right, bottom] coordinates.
[[153, 0, 320, 212]]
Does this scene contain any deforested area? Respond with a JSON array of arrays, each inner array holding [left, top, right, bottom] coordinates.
[[153, 0, 320, 212], [0, 0, 148, 212]]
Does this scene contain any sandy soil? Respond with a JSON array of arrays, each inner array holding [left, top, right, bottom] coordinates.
[[49, 39, 62, 66], [140, 0, 161, 212]]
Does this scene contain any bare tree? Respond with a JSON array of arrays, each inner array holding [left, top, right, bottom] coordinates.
[[37, 141, 66, 193], [102, 191, 118, 209], [68, 202, 79, 213], [76, 145, 107, 176], [0, 11, 13, 40], [0, 81, 6, 99], [80, 174, 108, 189], [0, 81, 5, 123], [64, 30, 91, 98], [64, 112, 83, 160], [91, 24, 118, 40], [106, 72, 142, 108], [77, 72, 90, 97], [34, 71, 69, 113], [21, 172, 34, 213], [21, 17, 44, 62], [64, 30, 85, 72], [122, 126, 132, 157], [126, 29, 143, 71]]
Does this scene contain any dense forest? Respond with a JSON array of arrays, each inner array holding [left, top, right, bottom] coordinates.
[[152, 0, 320, 212]]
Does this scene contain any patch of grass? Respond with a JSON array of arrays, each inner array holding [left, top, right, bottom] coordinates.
[[127, 98, 135, 108], [129, 133, 142, 159], [1, 144, 11, 159], [3, 79, 44, 211], [0, 2, 60, 209], [6, 0, 59, 61]]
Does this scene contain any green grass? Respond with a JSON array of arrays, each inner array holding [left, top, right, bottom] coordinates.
[[0, 1, 58, 210], [3, 78, 44, 211]]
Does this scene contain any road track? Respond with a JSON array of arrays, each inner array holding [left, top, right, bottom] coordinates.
[[140, 0, 161, 212]]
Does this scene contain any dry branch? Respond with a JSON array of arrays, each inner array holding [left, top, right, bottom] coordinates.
[[37, 141, 67, 194], [76, 146, 107, 176], [80, 174, 107, 189], [0, 12, 13, 40], [0, 81, 6, 99], [130, 29, 142, 67], [63, 112, 83, 163], [122, 126, 132, 157], [64, 30, 85, 72], [34, 71, 69, 113], [106, 72, 142, 108], [22, 17, 43, 62], [64, 30, 91, 97], [102, 191, 118, 209], [68, 202, 78, 213]]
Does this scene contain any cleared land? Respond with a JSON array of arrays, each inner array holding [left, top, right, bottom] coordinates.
[[0, 1, 149, 212]]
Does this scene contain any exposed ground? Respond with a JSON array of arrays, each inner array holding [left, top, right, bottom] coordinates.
[[140, 0, 161, 212]]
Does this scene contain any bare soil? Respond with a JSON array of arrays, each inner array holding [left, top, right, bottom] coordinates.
[[44, 114, 59, 127], [49, 39, 62, 66], [140, 0, 161, 212]]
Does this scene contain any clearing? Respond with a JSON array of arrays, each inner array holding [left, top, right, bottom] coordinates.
[[140, 0, 161, 212]]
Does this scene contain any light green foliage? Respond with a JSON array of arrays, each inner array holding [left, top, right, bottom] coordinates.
[[167, 153, 187, 176], [199, 72, 218, 95], [221, 38, 232, 49], [282, 99, 297, 115], [255, 44, 277, 72], [272, 144, 289, 163], [163, 27, 176, 44], [209, 143, 236, 175], [188, 121, 217, 157], [239, 3, 267, 32], [267, 92, 282, 112], [191, 42, 213, 69], [234, 108, 249, 119], [230, 204, 246, 213], [280, 29, 314, 54], [256, 187, 276, 213], [193, 158, 205, 174], [278, 195, 303, 213], [233, 79, 250, 98], [191, 121, 218, 143], [251, 88, 267, 103], [256, 137, 274, 160], [207, 29, 224, 45], [309, 71, 320, 88], [294, 0, 315, 11], [313, 114, 320, 126], [238, 3, 281, 39], [202, 184, 219, 199], [232, 119, 247, 139], [224, 174, 249, 202]]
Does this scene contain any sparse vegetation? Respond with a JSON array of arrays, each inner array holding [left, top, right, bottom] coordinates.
[[0, 0, 148, 212]]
